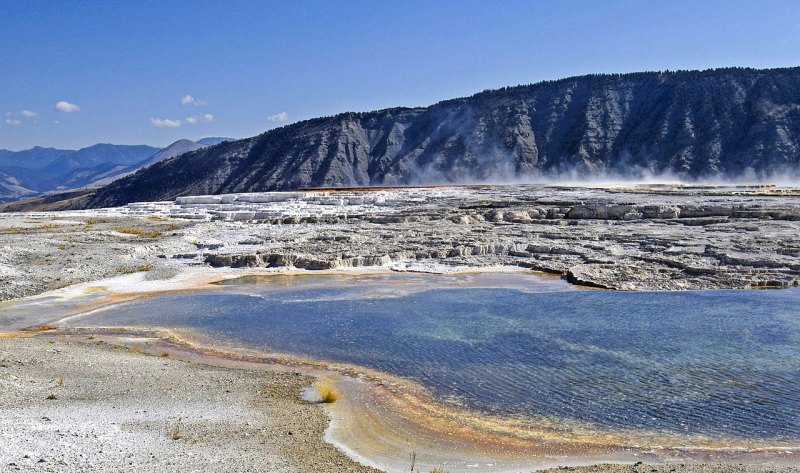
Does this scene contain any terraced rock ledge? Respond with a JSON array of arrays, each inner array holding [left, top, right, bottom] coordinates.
[[2, 184, 800, 301]]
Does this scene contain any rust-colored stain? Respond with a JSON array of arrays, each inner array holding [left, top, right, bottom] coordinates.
[[298, 184, 491, 192], [23, 325, 59, 332]]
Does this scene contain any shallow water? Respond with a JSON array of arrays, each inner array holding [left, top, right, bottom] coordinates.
[[59, 273, 800, 443]]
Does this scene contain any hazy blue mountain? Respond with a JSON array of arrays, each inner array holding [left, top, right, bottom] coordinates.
[[0, 138, 241, 200], [0, 147, 74, 170], [196, 137, 236, 146], [39, 163, 134, 191], [135, 140, 206, 169], [85, 138, 239, 189], [0, 143, 157, 198], [0, 171, 37, 202], [41, 144, 159, 176]]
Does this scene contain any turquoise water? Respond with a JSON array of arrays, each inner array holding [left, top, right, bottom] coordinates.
[[62, 274, 800, 442]]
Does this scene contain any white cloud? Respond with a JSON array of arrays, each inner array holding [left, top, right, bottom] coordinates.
[[55, 101, 81, 113], [19, 110, 38, 117], [5, 118, 21, 125], [184, 114, 214, 125], [267, 112, 288, 122], [180, 95, 206, 106], [150, 117, 182, 128]]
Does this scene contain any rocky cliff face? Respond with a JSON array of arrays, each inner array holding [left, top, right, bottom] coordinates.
[[84, 67, 800, 208]]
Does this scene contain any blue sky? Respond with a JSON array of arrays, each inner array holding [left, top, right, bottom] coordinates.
[[1, 0, 799, 151]]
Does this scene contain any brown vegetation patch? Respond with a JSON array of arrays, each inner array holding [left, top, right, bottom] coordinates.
[[116, 224, 179, 239]]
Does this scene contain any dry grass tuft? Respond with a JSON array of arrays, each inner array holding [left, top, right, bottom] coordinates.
[[316, 380, 340, 404], [169, 416, 183, 440], [116, 224, 178, 239], [0, 224, 60, 234], [117, 263, 154, 274]]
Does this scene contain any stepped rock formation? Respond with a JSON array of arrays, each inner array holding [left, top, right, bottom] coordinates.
[[2, 184, 800, 301], [73, 67, 800, 208]]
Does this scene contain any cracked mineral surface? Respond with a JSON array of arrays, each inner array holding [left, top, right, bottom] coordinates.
[[1, 184, 799, 301]]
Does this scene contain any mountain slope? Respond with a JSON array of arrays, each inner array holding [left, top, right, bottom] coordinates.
[[0, 171, 37, 202], [135, 139, 206, 169], [83, 138, 237, 188], [196, 137, 236, 146], [0, 147, 74, 170], [0, 144, 159, 194], [40, 144, 159, 176], [75, 67, 800, 207]]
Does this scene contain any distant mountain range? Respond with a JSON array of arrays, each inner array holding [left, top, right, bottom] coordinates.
[[5, 66, 800, 210], [0, 137, 234, 202], [70, 66, 800, 209]]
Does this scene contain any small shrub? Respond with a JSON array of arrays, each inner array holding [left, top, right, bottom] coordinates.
[[320, 389, 338, 403], [117, 263, 153, 274], [430, 467, 450, 473], [117, 227, 159, 238], [316, 381, 339, 404], [117, 225, 178, 239], [45, 393, 57, 400], [169, 416, 183, 440]]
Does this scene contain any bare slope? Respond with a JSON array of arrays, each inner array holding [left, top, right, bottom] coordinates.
[[65, 67, 800, 208]]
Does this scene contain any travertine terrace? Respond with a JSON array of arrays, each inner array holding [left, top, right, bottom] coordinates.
[[2, 184, 799, 302]]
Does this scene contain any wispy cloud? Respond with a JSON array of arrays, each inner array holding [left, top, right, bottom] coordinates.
[[55, 101, 81, 113], [151, 112, 214, 128], [150, 117, 182, 128], [5, 110, 39, 121], [268, 111, 288, 122], [184, 113, 214, 124], [180, 95, 206, 106]]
